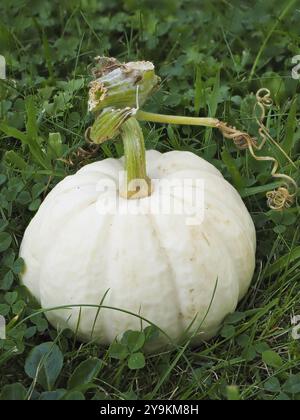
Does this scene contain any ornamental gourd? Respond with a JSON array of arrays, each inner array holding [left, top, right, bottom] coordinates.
[[20, 58, 257, 348]]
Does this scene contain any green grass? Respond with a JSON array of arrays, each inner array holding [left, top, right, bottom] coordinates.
[[0, 0, 300, 400]]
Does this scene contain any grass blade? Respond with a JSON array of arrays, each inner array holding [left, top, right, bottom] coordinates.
[[283, 97, 297, 154]]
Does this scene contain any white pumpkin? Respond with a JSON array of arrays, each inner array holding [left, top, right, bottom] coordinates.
[[20, 150, 256, 347]]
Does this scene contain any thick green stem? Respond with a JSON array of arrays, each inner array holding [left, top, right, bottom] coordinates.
[[120, 117, 152, 199], [136, 109, 219, 127], [135, 110, 254, 148]]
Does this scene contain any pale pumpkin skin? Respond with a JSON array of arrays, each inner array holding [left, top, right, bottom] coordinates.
[[20, 150, 256, 347]]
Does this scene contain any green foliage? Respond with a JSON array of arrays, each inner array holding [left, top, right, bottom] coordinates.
[[67, 358, 102, 390], [0, 0, 300, 401], [25, 342, 64, 391], [108, 329, 156, 370], [0, 383, 27, 400]]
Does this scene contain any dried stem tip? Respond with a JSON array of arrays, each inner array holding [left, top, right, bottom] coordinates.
[[88, 57, 160, 113]]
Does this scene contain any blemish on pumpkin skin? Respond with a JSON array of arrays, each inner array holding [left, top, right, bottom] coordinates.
[[157, 165, 167, 174], [202, 233, 210, 246], [187, 304, 197, 318]]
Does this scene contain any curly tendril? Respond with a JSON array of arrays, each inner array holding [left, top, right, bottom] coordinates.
[[218, 88, 297, 211], [254, 88, 297, 210], [217, 122, 257, 150]]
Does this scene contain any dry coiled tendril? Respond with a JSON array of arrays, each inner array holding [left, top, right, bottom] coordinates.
[[218, 88, 298, 211]]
